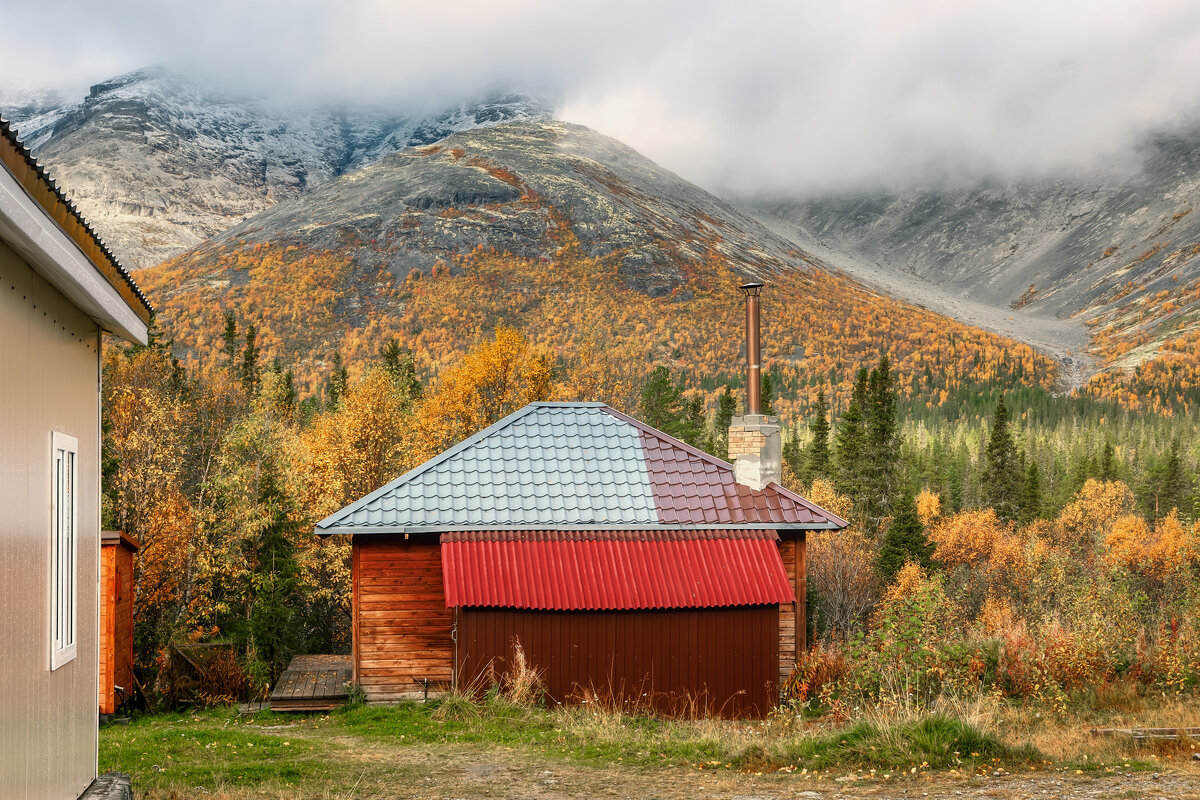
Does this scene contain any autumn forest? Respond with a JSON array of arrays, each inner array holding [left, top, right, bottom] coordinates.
[[105, 214, 1200, 712]]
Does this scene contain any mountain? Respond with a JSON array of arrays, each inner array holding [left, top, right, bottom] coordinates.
[[0, 69, 549, 269], [138, 120, 1057, 412], [747, 125, 1200, 377]]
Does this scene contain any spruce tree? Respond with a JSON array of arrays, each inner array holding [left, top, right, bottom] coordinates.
[[245, 466, 300, 676], [1151, 438, 1189, 519], [782, 426, 804, 480], [875, 492, 932, 581], [712, 385, 737, 460], [806, 389, 832, 482], [1099, 441, 1118, 481], [326, 351, 349, 409], [639, 366, 684, 436], [679, 394, 710, 452], [863, 355, 899, 526], [221, 310, 239, 369], [760, 372, 776, 415], [983, 397, 1021, 522], [379, 338, 423, 405], [1018, 458, 1043, 524], [239, 324, 260, 395], [834, 367, 869, 505]]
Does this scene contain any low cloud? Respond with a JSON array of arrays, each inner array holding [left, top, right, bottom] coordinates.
[[6, 1, 1200, 196]]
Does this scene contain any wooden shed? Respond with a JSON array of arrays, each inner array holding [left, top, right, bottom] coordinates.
[[318, 402, 847, 717], [99, 530, 139, 715]]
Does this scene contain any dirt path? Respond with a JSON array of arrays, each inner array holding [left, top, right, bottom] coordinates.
[[339, 740, 1200, 800]]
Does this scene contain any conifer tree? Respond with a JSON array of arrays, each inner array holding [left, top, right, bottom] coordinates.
[[782, 425, 804, 479], [239, 324, 260, 395], [326, 351, 349, 409], [379, 337, 423, 406], [639, 366, 684, 435], [1099, 441, 1118, 481], [875, 492, 931, 581], [244, 466, 300, 676], [1018, 458, 1043, 524], [983, 397, 1021, 522], [863, 355, 899, 526], [761, 372, 776, 415], [834, 367, 869, 505], [220, 310, 241, 371], [1148, 437, 1189, 519], [712, 385, 737, 460], [679, 394, 710, 452], [805, 389, 832, 482]]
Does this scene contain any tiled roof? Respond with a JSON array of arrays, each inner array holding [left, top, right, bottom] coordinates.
[[440, 529, 795, 610], [315, 402, 847, 534], [0, 115, 152, 323], [608, 408, 840, 526]]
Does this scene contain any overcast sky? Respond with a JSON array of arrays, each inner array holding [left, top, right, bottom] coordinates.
[[5, 0, 1200, 196]]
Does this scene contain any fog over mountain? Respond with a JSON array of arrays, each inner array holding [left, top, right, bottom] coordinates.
[[6, 1, 1200, 197]]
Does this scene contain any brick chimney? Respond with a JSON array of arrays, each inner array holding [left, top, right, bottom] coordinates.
[[729, 283, 782, 490]]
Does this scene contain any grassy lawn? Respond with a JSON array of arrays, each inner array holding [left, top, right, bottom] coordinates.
[[101, 693, 1200, 799]]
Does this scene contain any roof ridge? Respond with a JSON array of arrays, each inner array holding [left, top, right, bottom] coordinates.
[[314, 402, 594, 530]]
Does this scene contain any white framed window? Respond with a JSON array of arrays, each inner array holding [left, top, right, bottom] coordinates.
[[51, 431, 78, 670]]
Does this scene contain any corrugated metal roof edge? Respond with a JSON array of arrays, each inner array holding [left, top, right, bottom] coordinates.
[[601, 406, 851, 530], [313, 402, 610, 533], [0, 115, 153, 322], [317, 522, 841, 537]]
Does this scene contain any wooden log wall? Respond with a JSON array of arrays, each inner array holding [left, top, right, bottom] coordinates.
[[352, 535, 453, 702]]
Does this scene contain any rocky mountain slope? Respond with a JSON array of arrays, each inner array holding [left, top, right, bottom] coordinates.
[[202, 120, 809, 295], [139, 121, 1058, 410], [1, 69, 548, 269], [748, 126, 1200, 372]]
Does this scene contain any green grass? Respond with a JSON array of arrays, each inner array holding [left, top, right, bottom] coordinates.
[[776, 714, 1038, 772], [102, 701, 1045, 797], [100, 709, 372, 795]]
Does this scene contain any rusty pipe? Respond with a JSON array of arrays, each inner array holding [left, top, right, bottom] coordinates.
[[740, 282, 763, 415]]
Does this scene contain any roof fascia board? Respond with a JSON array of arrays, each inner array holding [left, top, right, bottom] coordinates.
[[0, 164, 147, 344], [314, 402, 590, 530], [316, 522, 841, 536]]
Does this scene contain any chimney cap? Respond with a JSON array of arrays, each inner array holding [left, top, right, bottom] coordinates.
[[739, 282, 763, 297]]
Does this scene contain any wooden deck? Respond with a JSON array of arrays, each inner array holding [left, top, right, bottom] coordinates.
[[268, 655, 353, 711]]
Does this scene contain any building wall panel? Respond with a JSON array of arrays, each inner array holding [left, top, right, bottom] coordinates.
[[459, 605, 779, 718], [352, 536, 452, 701], [0, 241, 102, 799]]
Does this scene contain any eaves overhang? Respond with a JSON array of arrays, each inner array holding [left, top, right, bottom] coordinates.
[[0, 115, 151, 343]]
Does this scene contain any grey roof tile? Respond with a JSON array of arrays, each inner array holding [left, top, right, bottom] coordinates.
[[317, 404, 659, 531]]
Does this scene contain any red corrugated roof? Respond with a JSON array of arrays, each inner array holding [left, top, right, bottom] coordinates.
[[440, 529, 795, 611]]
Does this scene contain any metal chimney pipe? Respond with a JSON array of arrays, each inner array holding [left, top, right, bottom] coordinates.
[[740, 282, 764, 415]]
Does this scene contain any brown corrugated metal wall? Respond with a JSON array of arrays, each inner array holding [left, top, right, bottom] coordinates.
[[458, 606, 779, 718]]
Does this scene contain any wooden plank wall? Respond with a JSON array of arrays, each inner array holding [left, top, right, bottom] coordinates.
[[352, 535, 453, 702], [776, 533, 807, 688], [460, 606, 779, 718], [113, 544, 135, 706], [99, 545, 115, 714]]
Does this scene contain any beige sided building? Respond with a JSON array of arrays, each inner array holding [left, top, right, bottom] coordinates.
[[0, 116, 151, 799]]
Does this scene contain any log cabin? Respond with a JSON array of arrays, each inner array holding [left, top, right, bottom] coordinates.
[[0, 116, 152, 798], [318, 391, 847, 716]]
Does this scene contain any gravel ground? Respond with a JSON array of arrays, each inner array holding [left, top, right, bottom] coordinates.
[[344, 742, 1200, 800]]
